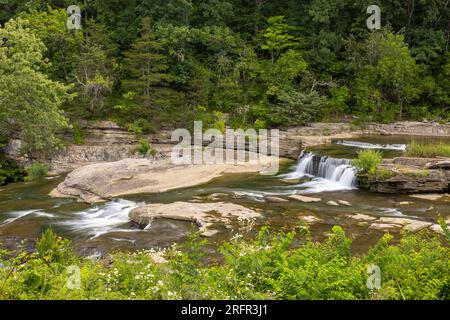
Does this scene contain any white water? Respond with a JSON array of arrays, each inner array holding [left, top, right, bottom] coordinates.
[[337, 140, 406, 151], [0, 209, 42, 226], [57, 199, 141, 238], [283, 152, 357, 193]]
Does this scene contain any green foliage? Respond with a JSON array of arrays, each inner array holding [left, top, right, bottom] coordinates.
[[73, 125, 85, 145], [366, 232, 449, 300], [20, 7, 84, 80], [406, 141, 450, 158], [0, 227, 448, 300], [127, 118, 156, 135], [437, 219, 450, 244], [260, 16, 298, 64], [353, 150, 383, 174], [0, 154, 26, 186], [349, 31, 423, 122], [0, 18, 73, 157], [26, 163, 48, 181], [265, 89, 325, 127], [136, 139, 155, 157], [0, 1, 446, 133]]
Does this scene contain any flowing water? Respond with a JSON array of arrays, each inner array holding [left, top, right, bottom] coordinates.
[[0, 135, 449, 255]]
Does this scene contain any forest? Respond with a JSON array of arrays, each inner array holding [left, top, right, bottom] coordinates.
[[0, 1, 450, 303], [0, 0, 449, 158]]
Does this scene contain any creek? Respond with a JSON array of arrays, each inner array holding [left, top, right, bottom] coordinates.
[[0, 135, 448, 256]]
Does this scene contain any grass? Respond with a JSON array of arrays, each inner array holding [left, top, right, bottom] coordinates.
[[406, 141, 450, 158], [0, 226, 448, 300], [26, 162, 48, 181]]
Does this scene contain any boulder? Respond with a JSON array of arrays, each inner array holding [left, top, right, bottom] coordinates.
[[129, 201, 261, 237]]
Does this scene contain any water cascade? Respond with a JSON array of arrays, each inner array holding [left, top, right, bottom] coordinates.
[[336, 140, 406, 151], [284, 152, 358, 193]]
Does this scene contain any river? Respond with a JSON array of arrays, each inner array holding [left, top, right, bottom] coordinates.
[[0, 135, 448, 256]]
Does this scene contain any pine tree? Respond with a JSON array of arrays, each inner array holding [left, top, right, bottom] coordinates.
[[122, 17, 173, 112]]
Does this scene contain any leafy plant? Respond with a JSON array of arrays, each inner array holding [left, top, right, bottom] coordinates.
[[353, 150, 383, 174], [26, 162, 48, 181], [136, 139, 157, 158], [0, 226, 448, 300], [0, 154, 26, 186], [73, 125, 85, 145]]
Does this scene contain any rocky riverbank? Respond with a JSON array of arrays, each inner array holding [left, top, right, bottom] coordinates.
[[364, 157, 450, 194], [5, 120, 447, 173]]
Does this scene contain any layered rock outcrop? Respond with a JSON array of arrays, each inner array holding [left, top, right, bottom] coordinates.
[[367, 157, 450, 194]]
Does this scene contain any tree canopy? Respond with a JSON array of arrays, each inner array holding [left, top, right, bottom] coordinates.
[[0, 0, 448, 154]]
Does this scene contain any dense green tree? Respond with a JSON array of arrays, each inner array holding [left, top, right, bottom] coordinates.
[[20, 7, 83, 81], [0, 19, 73, 157]]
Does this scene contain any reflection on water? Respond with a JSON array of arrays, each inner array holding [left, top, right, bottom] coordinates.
[[0, 135, 449, 255]]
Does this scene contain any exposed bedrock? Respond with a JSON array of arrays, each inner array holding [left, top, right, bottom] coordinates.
[[366, 157, 450, 194], [129, 202, 261, 237]]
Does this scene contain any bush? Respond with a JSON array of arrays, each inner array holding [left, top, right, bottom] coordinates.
[[73, 125, 85, 145], [136, 139, 156, 157], [27, 162, 48, 181], [406, 141, 450, 158], [352, 150, 383, 174], [0, 226, 448, 300], [0, 154, 26, 186]]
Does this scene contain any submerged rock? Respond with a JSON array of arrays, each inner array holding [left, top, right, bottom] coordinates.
[[377, 217, 432, 232], [409, 194, 447, 201], [338, 200, 352, 207], [299, 215, 323, 223], [346, 213, 377, 222], [326, 201, 339, 207], [129, 202, 261, 237], [265, 196, 289, 203], [288, 195, 322, 203]]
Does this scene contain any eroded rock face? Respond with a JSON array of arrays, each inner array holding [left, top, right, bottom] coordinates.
[[365, 121, 450, 136], [129, 202, 261, 237]]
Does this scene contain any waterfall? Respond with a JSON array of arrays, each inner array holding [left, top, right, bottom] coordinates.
[[284, 152, 357, 192], [336, 140, 406, 151]]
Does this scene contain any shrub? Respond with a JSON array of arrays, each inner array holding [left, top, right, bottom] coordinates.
[[136, 139, 156, 157], [128, 118, 156, 135], [73, 125, 85, 145], [352, 150, 383, 174], [406, 141, 450, 158], [0, 154, 26, 186], [0, 226, 448, 300], [27, 162, 48, 181]]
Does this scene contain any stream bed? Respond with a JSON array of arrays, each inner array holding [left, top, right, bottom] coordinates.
[[0, 135, 449, 256]]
